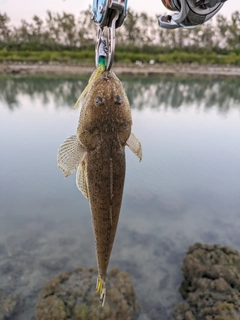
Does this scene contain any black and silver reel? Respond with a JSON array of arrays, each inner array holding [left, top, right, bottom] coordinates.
[[158, 0, 227, 29]]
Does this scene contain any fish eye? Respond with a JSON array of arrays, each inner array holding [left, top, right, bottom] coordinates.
[[121, 122, 128, 128], [114, 95, 122, 105], [95, 96, 105, 106]]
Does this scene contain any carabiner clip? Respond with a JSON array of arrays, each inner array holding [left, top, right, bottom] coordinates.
[[93, 1, 128, 71], [95, 8, 120, 70]]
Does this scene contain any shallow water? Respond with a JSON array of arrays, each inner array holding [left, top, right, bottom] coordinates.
[[0, 75, 240, 319]]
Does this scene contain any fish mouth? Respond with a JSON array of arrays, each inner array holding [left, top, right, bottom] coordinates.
[[101, 70, 117, 82]]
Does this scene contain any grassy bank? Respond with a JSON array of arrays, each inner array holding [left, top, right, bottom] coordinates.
[[0, 50, 240, 65]]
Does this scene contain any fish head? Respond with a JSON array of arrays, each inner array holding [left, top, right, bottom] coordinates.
[[77, 71, 132, 150]]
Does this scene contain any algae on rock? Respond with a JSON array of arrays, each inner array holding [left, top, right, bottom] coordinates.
[[35, 267, 139, 320], [0, 292, 19, 320], [174, 243, 240, 320]]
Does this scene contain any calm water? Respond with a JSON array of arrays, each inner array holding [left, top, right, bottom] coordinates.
[[0, 75, 240, 319]]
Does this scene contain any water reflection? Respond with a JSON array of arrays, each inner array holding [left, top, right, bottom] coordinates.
[[124, 77, 240, 112], [0, 76, 240, 112], [0, 76, 88, 110]]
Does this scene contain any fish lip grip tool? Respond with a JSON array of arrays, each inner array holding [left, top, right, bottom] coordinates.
[[92, 0, 128, 70], [92, 0, 128, 28], [158, 0, 227, 29]]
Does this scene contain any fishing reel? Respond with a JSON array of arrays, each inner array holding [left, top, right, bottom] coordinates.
[[158, 0, 227, 29]]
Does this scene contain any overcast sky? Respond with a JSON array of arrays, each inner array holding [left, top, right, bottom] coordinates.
[[0, 0, 237, 25]]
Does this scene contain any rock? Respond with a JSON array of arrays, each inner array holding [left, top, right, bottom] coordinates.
[[0, 291, 19, 320], [174, 243, 240, 320], [35, 267, 139, 320]]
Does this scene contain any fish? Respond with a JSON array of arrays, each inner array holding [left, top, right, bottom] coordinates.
[[57, 70, 142, 306]]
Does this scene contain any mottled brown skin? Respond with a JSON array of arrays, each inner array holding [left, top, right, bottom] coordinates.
[[77, 71, 132, 282]]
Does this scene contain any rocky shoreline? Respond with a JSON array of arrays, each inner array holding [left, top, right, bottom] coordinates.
[[0, 62, 240, 77]]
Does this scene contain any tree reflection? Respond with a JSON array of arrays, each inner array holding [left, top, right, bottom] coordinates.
[[0, 76, 240, 113], [0, 76, 88, 111], [123, 77, 240, 112]]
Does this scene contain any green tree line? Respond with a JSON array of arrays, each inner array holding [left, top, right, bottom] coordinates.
[[0, 8, 239, 62]]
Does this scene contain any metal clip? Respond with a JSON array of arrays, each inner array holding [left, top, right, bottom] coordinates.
[[106, 10, 119, 70], [94, 3, 121, 71]]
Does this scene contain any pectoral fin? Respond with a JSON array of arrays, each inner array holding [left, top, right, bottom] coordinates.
[[126, 132, 142, 161], [76, 159, 89, 199], [57, 135, 86, 177]]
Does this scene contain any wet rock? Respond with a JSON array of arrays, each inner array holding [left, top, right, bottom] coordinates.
[[0, 291, 19, 320], [174, 243, 240, 320], [35, 267, 139, 320]]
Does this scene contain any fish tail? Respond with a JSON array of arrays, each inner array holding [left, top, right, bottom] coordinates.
[[73, 57, 106, 110], [96, 276, 106, 306]]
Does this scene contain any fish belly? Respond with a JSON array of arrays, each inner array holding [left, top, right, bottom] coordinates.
[[86, 140, 125, 281]]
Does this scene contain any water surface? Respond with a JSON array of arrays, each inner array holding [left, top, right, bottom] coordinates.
[[0, 75, 240, 319]]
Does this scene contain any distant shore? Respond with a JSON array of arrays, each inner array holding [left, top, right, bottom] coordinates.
[[0, 62, 240, 78]]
